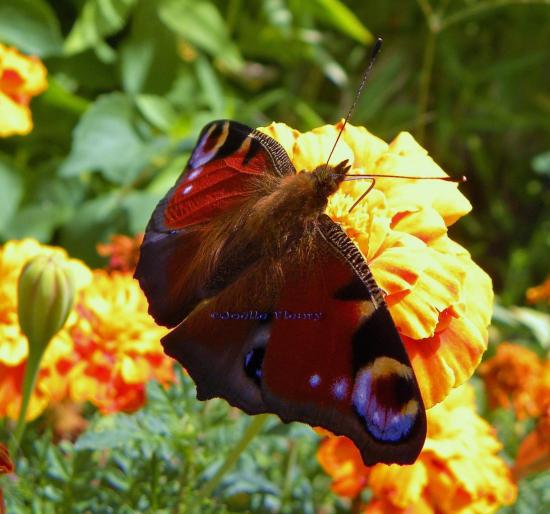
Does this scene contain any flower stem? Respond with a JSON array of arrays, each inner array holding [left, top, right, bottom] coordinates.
[[12, 343, 45, 450], [416, 28, 437, 143], [200, 414, 270, 498]]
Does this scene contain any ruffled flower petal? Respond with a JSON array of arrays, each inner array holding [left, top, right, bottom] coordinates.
[[317, 436, 370, 498], [0, 44, 47, 137], [318, 385, 517, 513], [260, 122, 491, 410]]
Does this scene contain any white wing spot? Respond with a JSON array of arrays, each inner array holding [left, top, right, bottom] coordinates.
[[188, 167, 203, 180], [332, 377, 349, 400], [309, 374, 321, 388], [182, 185, 193, 195]]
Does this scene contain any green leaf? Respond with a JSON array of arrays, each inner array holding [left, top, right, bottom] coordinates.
[[135, 95, 178, 132], [0, 0, 63, 56], [59, 192, 122, 264], [121, 190, 160, 234], [195, 56, 225, 115], [313, 0, 373, 44], [64, 0, 137, 57], [120, 0, 180, 96], [500, 473, 550, 514], [159, 0, 243, 71], [60, 93, 148, 184], [3, 203, 68, 241], [532, 150, 550, 177], [0, 160, 23, 236]]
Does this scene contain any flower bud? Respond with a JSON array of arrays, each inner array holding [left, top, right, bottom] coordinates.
[[17, 254, 76, 353]]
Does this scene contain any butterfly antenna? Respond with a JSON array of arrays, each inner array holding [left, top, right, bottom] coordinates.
[[324, 37, 383, 169]]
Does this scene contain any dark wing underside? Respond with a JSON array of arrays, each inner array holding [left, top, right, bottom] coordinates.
[[135, 120, 296, 328], [162, 214, 427, 465]]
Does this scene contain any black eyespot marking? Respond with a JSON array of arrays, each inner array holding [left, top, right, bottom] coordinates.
[[243, 138, 262, 165], [244, 347, 266, 386], [334, 279, 372, 301]]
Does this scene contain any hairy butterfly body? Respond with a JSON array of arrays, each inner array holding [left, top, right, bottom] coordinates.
[[135, 120, 427, 465]]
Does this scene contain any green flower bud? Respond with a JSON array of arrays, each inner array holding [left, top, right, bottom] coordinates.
[[17, 254, 76, 353]]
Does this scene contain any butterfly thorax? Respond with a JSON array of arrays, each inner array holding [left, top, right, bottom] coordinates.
[[198, 160, 351, 300]]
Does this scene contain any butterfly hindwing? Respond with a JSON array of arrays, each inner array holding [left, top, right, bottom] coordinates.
[[161, 214, 426, 465], [135, 120, 296, 327], [261, 215, 426, 465]]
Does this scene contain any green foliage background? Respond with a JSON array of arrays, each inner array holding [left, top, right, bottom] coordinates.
[[0, 0, 549, 303], [1, 0, 550, 512]]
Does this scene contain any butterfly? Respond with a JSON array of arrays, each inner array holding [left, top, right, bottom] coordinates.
[[135, 118, 427, 465]]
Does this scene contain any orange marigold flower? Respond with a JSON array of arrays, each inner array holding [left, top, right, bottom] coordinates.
[[97, 233, 144, 273], [64, 270, 174, 413], [259, 122, 491, 408], [0, 239, 91, 420], [514, 397, 550, 480], [318, 384, 517, 514], [478, 342, 545, 419], [0, 44, 47, 137], [526, 275, 550, 304]]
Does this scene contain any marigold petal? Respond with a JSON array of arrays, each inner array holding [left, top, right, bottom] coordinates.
[[405, 316, 486, 408], [391, 208, 448, 245], [317, 436, 369, 498], [292, 125, 354, 172], [385, 249, 464, 340], [257, 122, 299, 161], [374, 133, 472, 225], [369, 463, 428, 508], [0, 44, 47, 95], [0, 92, 32, 136], [338, 120, 389, 170]]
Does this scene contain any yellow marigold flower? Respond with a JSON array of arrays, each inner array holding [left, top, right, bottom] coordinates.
[[478, 342, 545, 419], [0, 44, 47, 137], [526, 275, 550, 304], [318, 384, 517, 514], [0, 239, 91, 420], [65, 270, 174, 413], [259, 121, 491, 408]]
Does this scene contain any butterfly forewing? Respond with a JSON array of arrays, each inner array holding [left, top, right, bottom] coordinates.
[[135, 120, 295, 327]]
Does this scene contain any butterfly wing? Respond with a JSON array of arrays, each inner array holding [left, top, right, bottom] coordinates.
[[162, 214, 426, 465], [135, 120, 296, 327], [261, 215, 426, 465]]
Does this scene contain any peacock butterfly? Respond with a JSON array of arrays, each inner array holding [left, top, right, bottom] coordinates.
[[135, 40, 436, 465]]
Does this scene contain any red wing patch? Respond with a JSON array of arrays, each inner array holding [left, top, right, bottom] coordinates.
[[164, 121, 276, 229]]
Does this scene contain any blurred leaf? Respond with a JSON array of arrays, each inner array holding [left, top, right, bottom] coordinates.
[[4, 203, 68, 241], [59, 192, 123, 263], [159, 0, 243, 71], [121, 190, 160, 234], [195, 56, 225, 115], [60, 93, 149, 184], [135, 94, 177, 132], [41, 77, 90, 114], [500, 473, 550, 514], [509, 307, 550, 349], [312, 0, 373, 44], [64, 0, 137, 57], [0, 160, 23, 236], [0, 0, 63, 56], [120, 0, 179, 95], [532, 150, 550, 177]]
